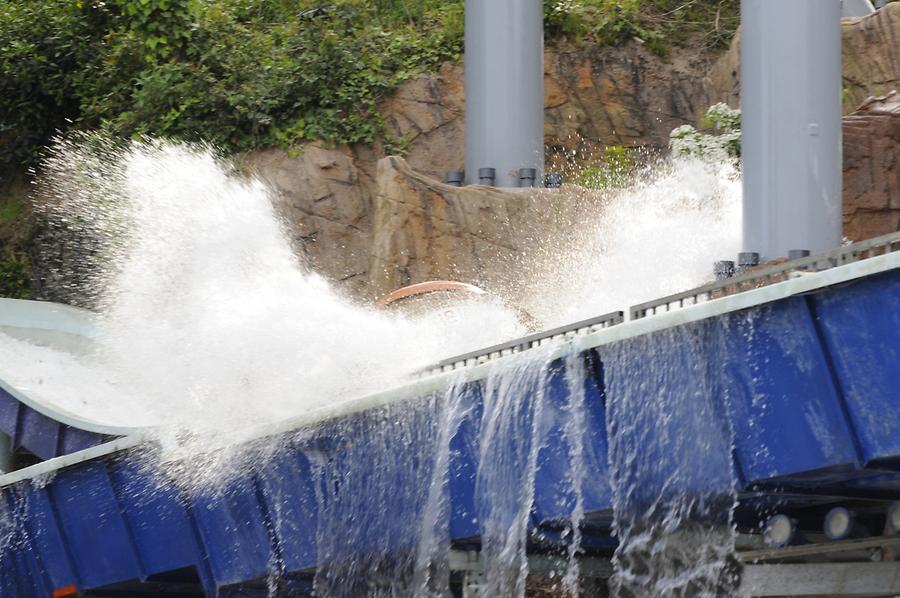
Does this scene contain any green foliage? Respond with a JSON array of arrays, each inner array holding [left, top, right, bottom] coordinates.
[[0, 198, 22, 224], [111, 0, 196, 61], [577, 145, 633, 189], [0, 260, 29, 299], [545, 0, 739, 55], [0, 0, 738, 171], [670, 103, 741, 162], [0, 0, 463, 170], [0, 1, 101, 170]]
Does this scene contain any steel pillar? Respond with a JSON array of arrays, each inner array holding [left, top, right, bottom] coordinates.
[[741, 0, 843, 261], [464, 0, 544, 187]]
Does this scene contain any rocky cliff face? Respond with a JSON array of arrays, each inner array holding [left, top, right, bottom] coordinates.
[[706, 3, 900, 114], [8, 6, 900, 303], [247, 40, 723, 301], [366, 156, 603, 303], [251, 7, 900, 303], [843, 91, 900, 240]]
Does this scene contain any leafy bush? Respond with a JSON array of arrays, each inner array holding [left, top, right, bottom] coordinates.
[[0, 0, 737, 173], [0, 0, 463, 173], [546, 0, 739, 55], [0, 260, 29, 299], [577, 145, 633, 189], [0, 198, 22, 224]]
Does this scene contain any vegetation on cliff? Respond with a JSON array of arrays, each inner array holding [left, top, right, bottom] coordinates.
[[0, 0, 739, 177], [0, 0, 742, 298]]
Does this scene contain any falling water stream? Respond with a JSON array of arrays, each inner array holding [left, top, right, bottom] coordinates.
[[0, 137, 745, 596]]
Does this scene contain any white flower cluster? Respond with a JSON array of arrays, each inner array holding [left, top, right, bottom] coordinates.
[[670, 103, 741, 163]]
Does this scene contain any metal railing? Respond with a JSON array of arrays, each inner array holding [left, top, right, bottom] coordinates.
[[423, 311, 624, 375], [421, 230, 900, 376], [630, 230, 900, 320]]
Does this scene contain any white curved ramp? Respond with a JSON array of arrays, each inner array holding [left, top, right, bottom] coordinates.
[[0, 299, 141, 463]]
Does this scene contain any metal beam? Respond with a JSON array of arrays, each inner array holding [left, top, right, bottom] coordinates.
[[740, 562, 900, 596], [449, 549, 613, 578], [739, 536, 900, 563]]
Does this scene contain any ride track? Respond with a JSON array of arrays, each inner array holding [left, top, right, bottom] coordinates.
[[2, 231, 900, 597]]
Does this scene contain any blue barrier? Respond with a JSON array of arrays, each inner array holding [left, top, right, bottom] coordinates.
[[2, 258, 900, 596]]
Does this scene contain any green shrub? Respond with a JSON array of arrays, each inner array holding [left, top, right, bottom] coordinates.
[[0, 0, 463, 171], [0, 260, 30, 299], [0, 199, 22, 224], [0, 0, 737, 172], [546, 0, 739, 55], [577, 145, 633, 189]]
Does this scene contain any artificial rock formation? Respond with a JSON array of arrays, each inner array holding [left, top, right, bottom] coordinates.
[[244, 40, 721, 301], [706, 3, 900, 114], [843, 91, 900, 240], [242, 146, 375, 298], [248, 8, 900, 302], [10, 8, 900, 302]]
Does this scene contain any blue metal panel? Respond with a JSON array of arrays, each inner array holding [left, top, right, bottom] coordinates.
[[48, 462, 144, 588], [255, 442, 318, 573], [811, 269, 900, 465], [533, 353, 612, 524], [598, 322, 736, 514], [720, 297, 861, 483], [60, 426, 103, 454], [0, 388, 19, 440], [1, 488, 52, 598], [18, 407, 60, 460], [19, 485, 78, 593], [108, 459, 207, 579], [448, 383, 482, 541], [0, 384, 108, 462], [189, 474, 274, 588]]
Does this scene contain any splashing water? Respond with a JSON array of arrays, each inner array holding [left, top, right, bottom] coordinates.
[[0, 136, 747, 595], [475, 350, 553, 597], [527, 158, 741, 326], [5, 138, 526, 459], [599, 325, 740, 597]]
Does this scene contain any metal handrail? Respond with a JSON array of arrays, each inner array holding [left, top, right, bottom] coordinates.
[[630, 230, 900, 320], [422, 311, 624, 376], [420, 230, 900, 376]]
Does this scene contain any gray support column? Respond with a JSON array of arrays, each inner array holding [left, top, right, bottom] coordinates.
[[741, 0, 843, 261], [464, 0, 544, 187]]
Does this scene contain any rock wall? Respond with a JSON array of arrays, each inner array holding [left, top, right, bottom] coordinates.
[[843, 91, 900, 240], [706, 3, 900, 114], [247, 40, 721, 301], [249, 7, 900, 303], [10, 7, 900, 302], [366, 156, 599, 302], [242, 146, 376, 299]]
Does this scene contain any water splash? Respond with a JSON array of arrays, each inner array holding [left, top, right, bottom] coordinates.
[[13, 137, 526, 474], [527, 158, 741, 326], [0, 136, 750, 594], [600, 325, 739, 597], [309, 396, 446, 597], [475, 350, 552, 597]]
